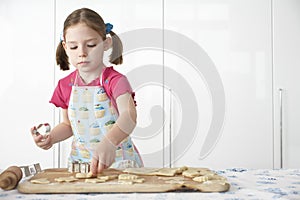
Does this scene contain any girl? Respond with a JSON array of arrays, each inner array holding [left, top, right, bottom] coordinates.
[[31, 8, 143, 174]]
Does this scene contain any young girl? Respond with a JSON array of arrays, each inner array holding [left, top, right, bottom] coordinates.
[[31, 8, 143, 174]]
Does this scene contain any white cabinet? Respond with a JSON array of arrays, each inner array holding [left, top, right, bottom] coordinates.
[[0, 0, 55, 169], [164, 0, 274, 169], [273, 0, 300, 169]]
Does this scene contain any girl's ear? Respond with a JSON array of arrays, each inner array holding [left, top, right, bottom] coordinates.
[[104, 37, 112, 51], [62, 41, 67, 51]]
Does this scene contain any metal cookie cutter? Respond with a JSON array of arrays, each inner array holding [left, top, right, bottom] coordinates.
[[33, 123, 51, 135], [68, 162, 90, 173], [19, 163, 42, 178]]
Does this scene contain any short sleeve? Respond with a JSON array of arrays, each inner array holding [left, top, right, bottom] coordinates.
[[111, 76, 133, 100], [49, 71, 75, 109], [102, 67, 136, 111], [49, 80, 69, 109]]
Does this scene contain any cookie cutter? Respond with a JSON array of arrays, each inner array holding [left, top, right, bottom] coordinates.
[[68, 161, 90, 173], [19, 163, 42, 178], [33, 123, 51, 135]]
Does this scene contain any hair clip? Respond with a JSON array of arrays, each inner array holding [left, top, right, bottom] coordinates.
[[60, 32, 64, 42], [105, 23, 113, 34]]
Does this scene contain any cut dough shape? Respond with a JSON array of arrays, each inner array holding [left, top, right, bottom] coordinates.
[[182, 169, 200, 178], [156, 166, 189, 176], [84, 175, 118, 183], [118, 174, 139, 180], [155, 168, 178, 177], [97, 175, 118, 181], [85, 178, 106, 183], [193, 176, 209, 183], [123, 166, 188, 177], [54, 176, 78, 183], [75, 172, 94, 179], [182, 168, 212, 178], [30, 178, 50, 184], [118, 174, 145, 184], [123, 168, 160, 176]]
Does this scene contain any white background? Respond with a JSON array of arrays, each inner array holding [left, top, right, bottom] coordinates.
[[0, 0, 299, 170]]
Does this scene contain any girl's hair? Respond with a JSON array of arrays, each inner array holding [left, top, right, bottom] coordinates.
[[56, 8, 123, 70]]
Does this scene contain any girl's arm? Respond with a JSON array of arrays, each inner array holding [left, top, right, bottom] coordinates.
[[106, 92, 137, 145], [91, 92, 137, 174], [49, 109, 73, 144], [31, 109, 73, 150]]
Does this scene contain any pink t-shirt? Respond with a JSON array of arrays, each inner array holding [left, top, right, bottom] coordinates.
[[50, 67, 135, 112]]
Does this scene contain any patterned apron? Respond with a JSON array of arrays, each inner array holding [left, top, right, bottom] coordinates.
[[67, 71, 143, 169]]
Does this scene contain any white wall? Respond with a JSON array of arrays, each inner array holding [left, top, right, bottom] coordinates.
[[0, 0, 55, 169]]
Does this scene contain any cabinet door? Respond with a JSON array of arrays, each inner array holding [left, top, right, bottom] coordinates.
[[55, 0, 164, 168], [0, 0, 55, 169], [165, 0, 273, 169], [273, 0, 300, 168]]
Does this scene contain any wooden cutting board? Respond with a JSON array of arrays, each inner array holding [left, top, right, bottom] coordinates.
[[17, 168, 230, 194]]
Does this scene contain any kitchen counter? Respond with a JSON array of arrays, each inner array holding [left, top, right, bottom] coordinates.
[[1, 168, 299, 200]]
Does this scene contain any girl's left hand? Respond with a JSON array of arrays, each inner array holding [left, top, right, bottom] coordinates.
[[90, 136, 117, 175], [30, 127, 52, 150]]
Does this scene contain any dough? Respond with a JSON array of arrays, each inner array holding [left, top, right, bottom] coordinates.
[[75, 172, 94, 179], [30, 178, 50, 184], [155, 166, 188, 176], [97, 175, 118, 181], [155, 168, 178, 177], [54, 176, 78, 183], [118, 174, 139, 180], [118, 174, 145, 184], [123, 167, 160, 176], [124, 166, 188, 177], [192, 176, 209, 183], [85, 178, 106, 183]]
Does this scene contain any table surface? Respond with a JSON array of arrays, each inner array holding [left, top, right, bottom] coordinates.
[[1, 168, 300, 200]]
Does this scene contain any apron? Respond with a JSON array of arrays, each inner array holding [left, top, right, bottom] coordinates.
[[67, 71, 143, 169]]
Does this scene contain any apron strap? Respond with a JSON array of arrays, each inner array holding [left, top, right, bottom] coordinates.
[[100, 71, 103, 87]]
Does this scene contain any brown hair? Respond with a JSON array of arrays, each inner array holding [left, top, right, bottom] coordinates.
[[56, 8, 123, 70]]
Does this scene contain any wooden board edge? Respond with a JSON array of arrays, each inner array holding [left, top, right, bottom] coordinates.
[[17, 182, 182, 194]]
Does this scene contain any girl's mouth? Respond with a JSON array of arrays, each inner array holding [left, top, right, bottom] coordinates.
[[78, 61, 89, 65]]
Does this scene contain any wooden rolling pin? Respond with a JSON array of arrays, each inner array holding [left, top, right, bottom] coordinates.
[[0, 166, 23, 190]]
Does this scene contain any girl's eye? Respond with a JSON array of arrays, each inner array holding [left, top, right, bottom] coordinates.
[[70, 46, 78, 50], [87, 44, 96, 48]]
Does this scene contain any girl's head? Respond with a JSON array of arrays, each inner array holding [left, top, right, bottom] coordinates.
[[56, 8, 123, 71]]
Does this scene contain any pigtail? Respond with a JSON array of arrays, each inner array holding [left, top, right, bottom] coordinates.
[[56, 41, 70, 71], [109, 31, 123, 65]]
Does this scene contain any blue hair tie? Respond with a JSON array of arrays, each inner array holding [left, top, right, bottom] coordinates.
[[105, 23, 113, 34], [59, 32, 64, 42]]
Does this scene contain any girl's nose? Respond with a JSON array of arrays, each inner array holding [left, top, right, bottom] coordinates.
[[78, 46, 87, 57]]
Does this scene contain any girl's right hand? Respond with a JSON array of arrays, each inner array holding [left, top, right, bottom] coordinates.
[[30, 127, 53, 150]]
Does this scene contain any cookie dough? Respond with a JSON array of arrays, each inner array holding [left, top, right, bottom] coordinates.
[[30, 178, 50, 184]]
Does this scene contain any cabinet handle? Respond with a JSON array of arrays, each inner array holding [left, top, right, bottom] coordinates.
[[169, 88, 172, 168], [279, 88, 283, 169]]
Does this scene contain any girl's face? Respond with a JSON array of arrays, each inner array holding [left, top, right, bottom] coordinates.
[[63, 23, 110, 73]]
